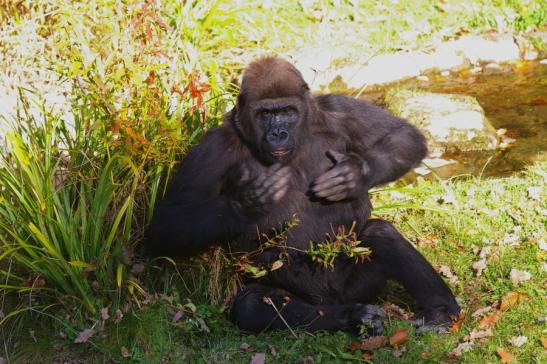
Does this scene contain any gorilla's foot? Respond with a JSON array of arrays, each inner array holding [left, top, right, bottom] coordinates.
[[351, 304, 386, 336], [411, 307, 459, 334]]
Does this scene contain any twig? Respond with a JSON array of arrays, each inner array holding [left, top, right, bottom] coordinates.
[[262, 296, 297, 338]]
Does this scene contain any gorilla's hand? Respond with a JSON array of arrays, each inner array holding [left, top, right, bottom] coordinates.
[[310, 150, 369, 202], [237, 164, 291, 214]]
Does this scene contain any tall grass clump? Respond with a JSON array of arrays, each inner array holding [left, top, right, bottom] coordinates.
[[0, 0, 232, 320]]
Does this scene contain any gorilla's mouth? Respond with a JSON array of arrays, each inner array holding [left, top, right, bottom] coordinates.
[[271, 148, 290, 157]]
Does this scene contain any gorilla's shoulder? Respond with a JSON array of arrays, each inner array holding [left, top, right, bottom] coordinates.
[[315, 94, 374, 113], [198, 124, 239, 146]]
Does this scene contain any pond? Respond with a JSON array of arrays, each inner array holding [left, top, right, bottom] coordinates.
[[360, 61, 547, 178]]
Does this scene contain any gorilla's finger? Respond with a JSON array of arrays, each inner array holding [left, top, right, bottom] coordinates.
[[267, 163, 283, 176], [325, 150, 348, 164], [314, 168, 344, 185], [262, 171, 288, 191], [272, 175, 290, 191], [273, 165, 291, 180], [273, 184, 289, 201], [314, 183, 346, 198], [312, 175, 346, 192], [325, 192, 347, 201]]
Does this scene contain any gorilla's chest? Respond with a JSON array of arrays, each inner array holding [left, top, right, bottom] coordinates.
[[237, 139, 372, 250]]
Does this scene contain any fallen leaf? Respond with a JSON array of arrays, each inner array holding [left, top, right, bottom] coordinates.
[[500, 291, 528, 311], [121, 346, 130, 358], [381, 302, 412, 320], [479, 246, 492, 258], [362, 352, 374, 360], [348, 341, 361, 352], [392, 345, 407, 357], [541, 337, 547, 349], [250, 353, 265, 364], [479, 311, 501, 329], [509, 269, 531, 286], [472, 305, 493, 318], [438, 265, 458, 285], [240, 343, 253, 352], [466, 328, 493, 341], [360, 336, 388, 351], [421, 352, 431, 359], [472, 258, 487, 277], [450, 310, 466, 333], [74, 328, 94, 343], [496, 348, 516, 363], [508, 336, 527, 347], [113, 309, 124, 323], [389, 328, 408, 346], [448, 342, 474, 357], [502, 233, 520, 246], [295, 356, 314, 364], [100, 307, 110, 321]]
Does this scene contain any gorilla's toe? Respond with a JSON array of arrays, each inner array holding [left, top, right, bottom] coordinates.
[[352, 304, 386, 336]]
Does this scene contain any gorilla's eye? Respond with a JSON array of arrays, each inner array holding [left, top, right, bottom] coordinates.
[[259, 110, 271, 118]]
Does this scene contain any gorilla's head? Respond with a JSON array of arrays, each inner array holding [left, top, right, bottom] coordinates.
[[232, 56, 315, 165]]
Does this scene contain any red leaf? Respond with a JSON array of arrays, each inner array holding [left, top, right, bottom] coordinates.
[[500, 291, 528, 311], [449, 309, 466, 333], [389, 328, 408, 346], [361, 336, 388, 351], [479, 311, 501, 329], [496, 348, 516, 363]]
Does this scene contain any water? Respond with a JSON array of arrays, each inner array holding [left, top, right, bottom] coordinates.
[[360, 61, 547, 178]]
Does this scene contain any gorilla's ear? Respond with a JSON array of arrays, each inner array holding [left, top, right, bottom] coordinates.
[[229, 108, 244, 134], [237, 91, 247, 110]]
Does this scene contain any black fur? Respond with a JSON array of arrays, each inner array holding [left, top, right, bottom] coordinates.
[[145, 57, 460, 334]]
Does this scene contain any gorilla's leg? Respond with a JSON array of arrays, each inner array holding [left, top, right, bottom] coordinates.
[[361, 219, 460, 331], [230, 283, 384, 334]]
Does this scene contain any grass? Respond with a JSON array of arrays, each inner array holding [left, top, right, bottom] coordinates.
[[1, 0, 546, 362], [5, 162, 546, 363]]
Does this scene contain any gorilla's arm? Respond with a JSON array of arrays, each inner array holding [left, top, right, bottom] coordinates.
[[144, 130, 245, 256], [317, 94, 427, 190], [145, 129, 290, 256]]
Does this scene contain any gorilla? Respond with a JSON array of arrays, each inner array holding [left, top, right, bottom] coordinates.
[[145, 56, 460, 334]]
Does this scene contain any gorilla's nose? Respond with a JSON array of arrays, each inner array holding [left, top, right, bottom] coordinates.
[[267, 128, 289, 147]]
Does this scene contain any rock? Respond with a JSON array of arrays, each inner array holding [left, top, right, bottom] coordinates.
[[440, 35, 520, 64], [384, 90, 499, 152], [336, 52, 422, 89]]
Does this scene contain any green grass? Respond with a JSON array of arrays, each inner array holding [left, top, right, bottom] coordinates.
[[6, 162, 546, 363], [1, 0, 547, 362]]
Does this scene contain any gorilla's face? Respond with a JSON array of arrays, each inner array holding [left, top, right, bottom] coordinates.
[[232, 56, 313, 166], [252, 97, 303, 164]]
